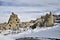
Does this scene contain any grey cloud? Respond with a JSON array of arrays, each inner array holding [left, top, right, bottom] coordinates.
[[0, 0, 60, 7]]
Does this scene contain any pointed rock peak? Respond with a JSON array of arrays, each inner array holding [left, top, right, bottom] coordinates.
[[11, 12, 16, 16], [11, 12, 17, 17], [50, 11, 52, 15], [12, 12, 14, 15]]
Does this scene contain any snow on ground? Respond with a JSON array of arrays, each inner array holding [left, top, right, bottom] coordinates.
[[0, 23, 60, 40], [0, 34, 14, 40]]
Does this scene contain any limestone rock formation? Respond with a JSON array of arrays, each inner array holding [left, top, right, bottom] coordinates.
[[45, 12, 54, 27], [0, 22, 7, 29], [21, 20, 35, 28], [31, 12, 54, 29], [0, 12, 54, 31], [0, 22, 7, 32], [5, 12, 21, 30], [53, 14, 60, 23]]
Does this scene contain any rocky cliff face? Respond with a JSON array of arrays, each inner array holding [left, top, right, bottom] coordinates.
[[53, 15, 60, 23], [45, 12, 54, 27], [30, 12, 54, 29], [0, 22, 7, 30], [5, 12, 21, 30], [0, 12, 54, 30], [21, 20, 35, 28]]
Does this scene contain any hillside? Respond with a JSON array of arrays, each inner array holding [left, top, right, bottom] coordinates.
[[0, 23, 60, 40]]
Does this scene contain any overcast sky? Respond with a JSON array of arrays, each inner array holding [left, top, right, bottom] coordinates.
[[0, 0, 60, 23], [0, 0, 60, 7]]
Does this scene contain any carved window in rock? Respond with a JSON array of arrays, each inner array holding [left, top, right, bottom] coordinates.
[[17, 21, 19, 23], [16, 19, 17, 21], [9, 24, 11, 27], [10, 22, 12, 24]]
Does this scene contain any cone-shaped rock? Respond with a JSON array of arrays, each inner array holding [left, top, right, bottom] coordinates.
[[5, 12, 21, 30]]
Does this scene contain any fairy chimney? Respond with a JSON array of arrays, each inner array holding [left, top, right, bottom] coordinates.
[[5, 12, 21, 30], [46, 12, 54, 27]]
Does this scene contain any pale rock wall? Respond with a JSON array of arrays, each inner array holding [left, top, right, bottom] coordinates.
[[46, 12, 54, 27], [5, 12, 21, 30]]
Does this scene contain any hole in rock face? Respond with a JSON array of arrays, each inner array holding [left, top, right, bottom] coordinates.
[[17, 22, 19, 23], [16, 19, 17, 21], [9, 25, 11, 27]]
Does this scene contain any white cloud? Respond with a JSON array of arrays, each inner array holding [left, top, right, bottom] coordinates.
[[0, 6, 60, 23], [0, 0, 60, 23], [0, 0, 60, 7]]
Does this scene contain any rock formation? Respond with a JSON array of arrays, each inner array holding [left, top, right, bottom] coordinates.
[[5, 12, 21, 30], [0, 12, 22, 31], [0, 22, 7, 28], [53, 14, 60, 23], [0, 12, 54, 31], [21, 20, 35, 28], [6, 12, 21, 29], [31, 12, 54, 29], [45, 12, 54, 27], [0, 22, 7, 32]]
